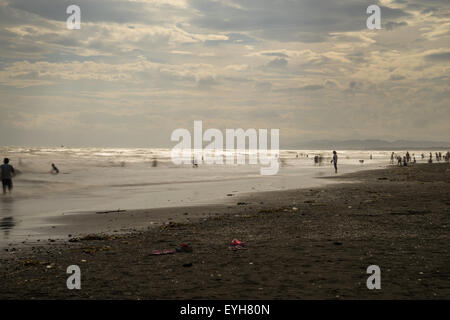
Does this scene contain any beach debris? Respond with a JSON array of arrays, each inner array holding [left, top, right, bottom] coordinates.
[[292, 207, 298, 211], [69, 234, 117, 242], [22, 260, 45, 267], [152, 249, 175, 255], [176, 243, 193, 253], [237, 202, 248, 206], [227, 194, 234, 196], [390, 209, 431, 216], [78, 246, 111, 254], [96, 209, 126, 214], [228, 239, 247, 250], [182, 263, 193, 267], [161, 221, 189, 229], [333, 241, 343, 246]]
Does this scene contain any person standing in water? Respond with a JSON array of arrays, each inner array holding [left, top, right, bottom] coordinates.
[[1, 158, 15, 195], [331, 151, 338, 173]]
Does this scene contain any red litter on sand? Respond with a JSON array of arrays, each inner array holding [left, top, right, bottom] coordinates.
[[152, 249, 175, 255], [229, 239, 247, 250]]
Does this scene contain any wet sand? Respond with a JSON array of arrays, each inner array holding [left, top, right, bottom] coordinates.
[[1, 163, 449, 299]]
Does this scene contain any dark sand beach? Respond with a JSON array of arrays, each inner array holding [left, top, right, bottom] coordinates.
[[1, 163, 449, 299]]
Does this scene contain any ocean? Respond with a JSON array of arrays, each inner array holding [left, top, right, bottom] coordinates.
[[0, 147, 435, 243]]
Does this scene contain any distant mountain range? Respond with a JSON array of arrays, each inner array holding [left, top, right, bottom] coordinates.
[[293, 140, 450, 150]]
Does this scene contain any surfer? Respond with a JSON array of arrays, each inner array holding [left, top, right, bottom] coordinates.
[[1, 158, 15, 194]]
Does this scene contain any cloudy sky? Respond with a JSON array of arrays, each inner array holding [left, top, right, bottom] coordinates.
[[0, 0, 449, 148]]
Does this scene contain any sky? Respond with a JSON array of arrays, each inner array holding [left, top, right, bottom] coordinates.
[[0, 0, 449, 148]]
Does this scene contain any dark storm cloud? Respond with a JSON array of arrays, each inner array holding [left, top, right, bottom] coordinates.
[[6, 0, 167, 24], [424, 51, 450, 62], [188, 0, 410, 42], [384, 21, 408, 30]]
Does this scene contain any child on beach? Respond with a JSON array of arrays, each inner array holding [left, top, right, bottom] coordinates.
[[1, 158, 15, 194]]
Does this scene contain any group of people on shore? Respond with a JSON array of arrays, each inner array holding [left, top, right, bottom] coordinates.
[[312, 151, 339, 173], [390, 151, 450, 166], [391, 151, 415, 166]]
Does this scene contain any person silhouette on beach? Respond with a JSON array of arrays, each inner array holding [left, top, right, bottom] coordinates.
[[1, 158, 15, 195], [51, 163, 59, 174], [331, 151, 338, 173]]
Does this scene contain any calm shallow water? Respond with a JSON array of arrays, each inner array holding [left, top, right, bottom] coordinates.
[[0, 147, 432, 244]]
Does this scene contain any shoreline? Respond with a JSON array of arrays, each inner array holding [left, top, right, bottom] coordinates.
[[1, 161, 387, 247], [1, 163, 449, 299]]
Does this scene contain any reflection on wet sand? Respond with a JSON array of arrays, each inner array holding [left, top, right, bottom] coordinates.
[[1, 196, 16, 239]]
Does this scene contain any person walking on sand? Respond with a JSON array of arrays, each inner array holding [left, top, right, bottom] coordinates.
[[51, 163, 59, 174], [330, 151, 338, 173], [1, 158, 15, 195], [390, 152, 394, 164]]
